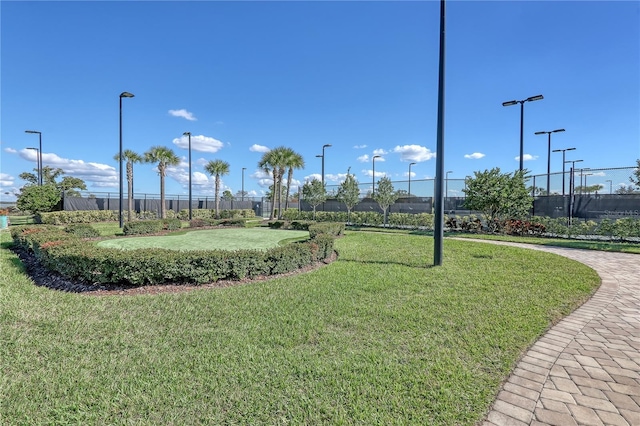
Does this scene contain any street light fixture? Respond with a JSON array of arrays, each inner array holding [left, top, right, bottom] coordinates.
[[242, 167, 246, 201], [502, 94, 544, 171], [372, 155, 381, 196], [317, 144, 331, 187], [534, 128, 565, 195], [564, 159, 583, 195], [606, 180, 612, 194], [25, 130, 43, 186], [552, 147, 576, 196], [408, 162, 416, 198], [119, 91, 135, 228], [183, 132, 192, 221]]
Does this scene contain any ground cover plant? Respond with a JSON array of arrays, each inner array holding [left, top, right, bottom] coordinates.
[[96, 228, 310, 251], [0, 230, 600, 425]]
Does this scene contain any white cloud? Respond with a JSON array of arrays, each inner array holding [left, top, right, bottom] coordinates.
[[588, 171, 606, 177], [4, 147, 17, 154], [0, 172, 15, 187], [392, 145, 436, 162], [404, 171, 416, 178], [515, 154, 539, 161], [13, 149, 118, 187], [168, 109, 197, 121], [353, 144, 367, 149], [373, 148, 387, 156], [249, 144, 270, 153], [172, 134, 224, 154], [325, 173, 348, 183], [304, 173, 322, 183], [464, 152, 485, 159], [363, 169, 387, 178], [357, 154, 370, 163]]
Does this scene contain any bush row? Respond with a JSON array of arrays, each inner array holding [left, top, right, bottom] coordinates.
[[533, 216, 640, 241], [189, 217, 248, 228], [11, 225, 335, 287], [177, 209, 256, 220], [38, 210, 118, 225], [122, 219, 182, 235]]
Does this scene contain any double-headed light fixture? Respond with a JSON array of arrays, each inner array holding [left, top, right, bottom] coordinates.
[[535, 128, 565, 195], [502, 94, 544, 171]]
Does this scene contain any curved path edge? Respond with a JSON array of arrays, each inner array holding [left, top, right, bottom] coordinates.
[[451, 239, 640, 426]]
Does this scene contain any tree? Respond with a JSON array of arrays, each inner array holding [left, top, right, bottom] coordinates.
[[143, 146, 180, 219], [258, 148, 287, 220], [19, 166, 87, 197], [204, 159, 230, 218], [114, 149, 143, 221], [463, 168, 532, 232], [302, 179, 327, 220], [282, 148, 305, 213], [630, 159, 640, 188], [336, 173, 360, 222], [222, 190, 234, 202], [16, 184, 61, 214], [615, 184, 639, 194], [373, 177, 398, 225]]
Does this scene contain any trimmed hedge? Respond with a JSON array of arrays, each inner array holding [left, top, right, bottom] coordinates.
[[10, 225, 336, 287], [38, 210, 118, 225], [178, 208, 256, 220], [63, 223, 100, 238], [308, 222, 344, 238]]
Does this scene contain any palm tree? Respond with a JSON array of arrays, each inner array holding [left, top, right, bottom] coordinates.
[[204, 159, 230, 218], [258, 147, 287, 220], [143, 146, 180, 219], [114, 149, 143, 221], [282, 148, 305, 212]]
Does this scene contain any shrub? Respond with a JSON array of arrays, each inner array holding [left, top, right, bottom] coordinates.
[[309, 222, 344, 238], [123, 220, 164, 235], [63, 223, 100, 238], [38, 210, 118, 225], [163, 219, 182, 231]]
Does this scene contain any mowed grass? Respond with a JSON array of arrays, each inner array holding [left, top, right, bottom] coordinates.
[[96, 228, 309, 251], [450, 232, 640, 254], [0, 230, 600, 425]]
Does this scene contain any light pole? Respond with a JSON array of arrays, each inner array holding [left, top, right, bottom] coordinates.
[[565, 159, 583, 197], [534, 128, 565, 195], [583, 172, 593, 195], [119, 91, 135, 228], [552, 147, 576, 196], [408, 162, 416, 198], [318, 144, 331, 187], [242, 167, 246, 201], [606, 180, 612, 194], [372, 155, 381, 196], [25, 130, 42, 186], [26, 147, 40, 184], [183, 132, 192, 220], [502, 94, 544, 171]]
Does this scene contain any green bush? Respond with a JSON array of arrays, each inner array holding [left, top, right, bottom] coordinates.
[[11, 225, 337, 287], [38, 210, 118, 225], [123, 220, 164, 235], [63, 223, 100, 238], [309, 222, 344, 238], [163, 219, 182, 231]]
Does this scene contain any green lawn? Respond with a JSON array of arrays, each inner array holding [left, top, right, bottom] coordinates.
[[0, 230, 600, 425], [96, 228, 309, 251], [450, 232, 640, 254]]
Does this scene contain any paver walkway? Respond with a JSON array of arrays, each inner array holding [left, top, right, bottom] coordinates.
[[462, 240, 640, 426]]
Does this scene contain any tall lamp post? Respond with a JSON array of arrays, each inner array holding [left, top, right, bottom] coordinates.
[[534, 128, 565, 195], [408, 162, 416, 198], [318, 144, 331, 187], [242, 167, 246, 201], [119, 91, 135, 228], [25, 130, 42, 186], [502, 94, 544, 171], [372, 155, 381, 196], [564, 159, 582, 223], [606, 180, 612, 194], [26, 148, 40, 184], [552, 147, 576, 196], [183, 132, 192, 220]]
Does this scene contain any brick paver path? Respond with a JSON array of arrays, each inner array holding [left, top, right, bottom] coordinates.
[[464, 241, 640, 426]]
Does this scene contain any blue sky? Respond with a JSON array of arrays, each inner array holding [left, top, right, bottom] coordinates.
[[1, 1, 639, 201]]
